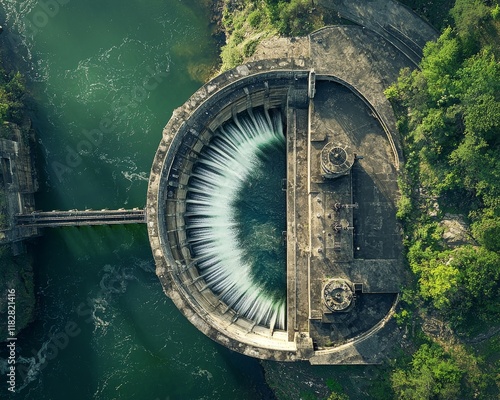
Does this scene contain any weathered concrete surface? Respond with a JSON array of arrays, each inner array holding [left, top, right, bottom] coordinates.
[[309, 315, 401, 364], [310, 26, 410, 169], [248, 37, 310, 63], [251, 24, 421, 171], [147, 12, 428, 362], [0, 123, 39, 251], [296, 78, 404, 359], [322, 0, 437, 65], [286, 107, 311, 341]]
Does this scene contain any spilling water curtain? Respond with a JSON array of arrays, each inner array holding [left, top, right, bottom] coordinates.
[[185, 108, 287, 329]]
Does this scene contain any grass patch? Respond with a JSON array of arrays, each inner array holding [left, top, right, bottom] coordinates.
[[218, 0, 336, 72]]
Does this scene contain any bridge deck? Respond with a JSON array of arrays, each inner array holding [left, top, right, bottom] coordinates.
[[15, 209, 146, 228]]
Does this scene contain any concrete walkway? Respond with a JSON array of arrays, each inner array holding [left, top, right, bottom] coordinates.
[[321, 0, 438, 66]]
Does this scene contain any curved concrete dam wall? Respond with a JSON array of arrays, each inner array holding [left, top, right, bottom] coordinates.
[[149, 68, 310, 361], [147, 25, 417, 364]]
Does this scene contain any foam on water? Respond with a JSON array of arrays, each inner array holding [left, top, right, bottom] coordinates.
[[122, 171, 149, 182], [186, 109, 286, 329]]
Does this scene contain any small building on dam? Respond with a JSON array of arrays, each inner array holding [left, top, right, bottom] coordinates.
[[147, 13, 435, 364]]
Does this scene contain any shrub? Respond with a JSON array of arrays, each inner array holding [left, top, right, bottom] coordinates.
[[248, 9, 262, 28], [243, 39, 260, 57]]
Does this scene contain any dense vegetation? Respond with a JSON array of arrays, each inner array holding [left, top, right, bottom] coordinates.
[[384, 0, 500, 398], [0, 69, 25, 127], [0, 64, 26, 230], [219, 0, 339, 71], [399, 0, 457, 30], [387, 0, 500, 331], [0, 64, 26, 229]]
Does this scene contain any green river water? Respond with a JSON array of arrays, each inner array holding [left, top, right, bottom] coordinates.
[[0, 0, 280, 398]]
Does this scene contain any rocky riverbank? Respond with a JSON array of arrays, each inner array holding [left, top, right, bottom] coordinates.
[[0, 32, 38, 342]]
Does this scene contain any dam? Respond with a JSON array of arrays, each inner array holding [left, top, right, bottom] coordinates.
[[146, 19, 435, 365]]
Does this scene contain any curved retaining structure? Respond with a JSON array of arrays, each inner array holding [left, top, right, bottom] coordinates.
[[148, 63, 309, 361], [147, 25, 415, 364]]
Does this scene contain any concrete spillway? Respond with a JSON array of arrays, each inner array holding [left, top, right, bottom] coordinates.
[[185, 109, 286, 330], [147, 70, 303, 359]]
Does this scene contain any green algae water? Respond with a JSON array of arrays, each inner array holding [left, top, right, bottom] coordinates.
[[0, 1, 277, 398], [233, 129, 287, 314]]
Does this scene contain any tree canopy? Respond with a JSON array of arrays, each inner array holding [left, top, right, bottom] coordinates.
[[391, 344, 463, 400], [386, 1, 500, 398], [386, 2, 500, 328]]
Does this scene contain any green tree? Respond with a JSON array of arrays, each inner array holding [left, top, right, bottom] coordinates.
[[419, 260, 459, 310], [0, 71, 26, 124], [420, 28, 462, 102], [325, 378, 349, 400], [451, 0, 491, 53], [387, 7, 500, 205], [391, 344, 463, 400], [415, 244, 500, 324], [452, 246, 500, 320], [457, 49, 500, 141], [472, 216, 500, 252]]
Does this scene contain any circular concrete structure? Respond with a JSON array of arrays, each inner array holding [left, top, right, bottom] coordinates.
[[321, 142, 354, 178], [147, 64, 307, 361], [146, 24, 421, 364], [323, 279, 354, 312]]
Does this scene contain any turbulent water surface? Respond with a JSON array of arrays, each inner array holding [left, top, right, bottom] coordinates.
[[0, 1, 281, 399], [186, 110, 286, 329]]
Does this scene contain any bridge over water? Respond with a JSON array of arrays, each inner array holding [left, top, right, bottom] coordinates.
[[15, 208, 146, 228]]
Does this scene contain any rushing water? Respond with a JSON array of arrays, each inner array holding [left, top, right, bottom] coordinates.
[[0, 1, 278, 399], [186, 109, 286, 329]]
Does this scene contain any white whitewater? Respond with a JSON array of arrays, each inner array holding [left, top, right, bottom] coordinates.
[[186, 109, 286, 329]]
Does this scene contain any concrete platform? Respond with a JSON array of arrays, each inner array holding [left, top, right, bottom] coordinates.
[[286, 78, 404, 358]]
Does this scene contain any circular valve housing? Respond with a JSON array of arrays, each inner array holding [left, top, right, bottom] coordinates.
[[321, 142, 354, 178], [323, 278, 355, 312]]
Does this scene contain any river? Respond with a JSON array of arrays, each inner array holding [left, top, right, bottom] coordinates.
[[0, 0, 277, 398]]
